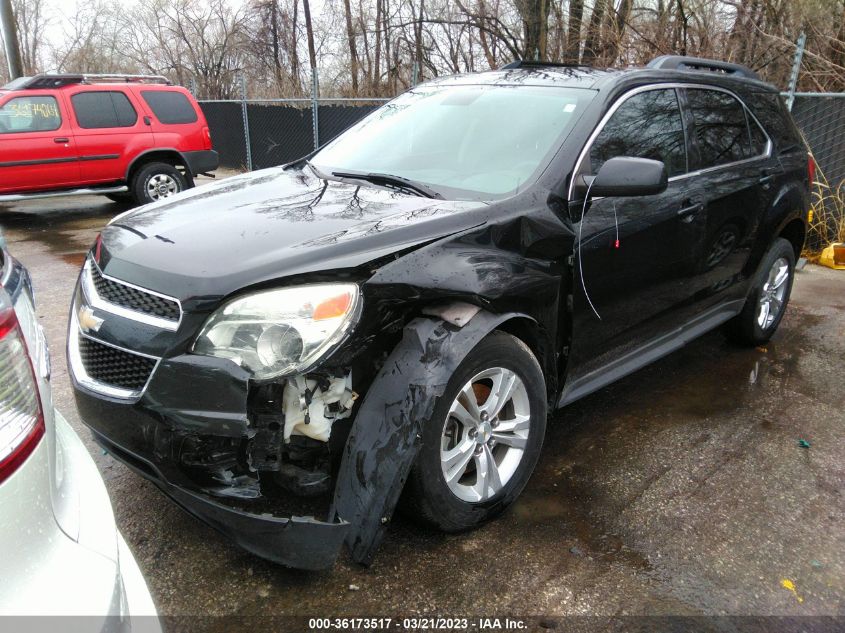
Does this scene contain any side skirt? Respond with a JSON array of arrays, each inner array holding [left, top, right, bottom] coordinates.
[[0, 185, 128, 203], [557, 299, 746, 408]]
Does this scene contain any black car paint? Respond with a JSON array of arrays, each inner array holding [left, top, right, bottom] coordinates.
[[69, 66, 809, 569]]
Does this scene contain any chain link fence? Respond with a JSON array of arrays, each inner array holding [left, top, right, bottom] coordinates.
[[198, 98, 387, 171], [790, 95, 845, 188], [787, 94, 845, 252]]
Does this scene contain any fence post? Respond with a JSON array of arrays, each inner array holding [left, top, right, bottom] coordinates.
[[239, 73, 253, 171], [412, 62, 420, 87], [311, 68, 320, 150], [786, 32, 806, 112]]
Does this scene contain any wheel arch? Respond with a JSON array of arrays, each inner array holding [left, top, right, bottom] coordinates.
[[331, 309, 532, 565], [124, 149, 192, 186], [745, 181, 808, 278], [493, 315, 558, 406], [778, 217, 806, 260]]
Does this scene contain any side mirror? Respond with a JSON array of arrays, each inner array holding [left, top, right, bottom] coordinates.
[[589, 156, 668, 198]]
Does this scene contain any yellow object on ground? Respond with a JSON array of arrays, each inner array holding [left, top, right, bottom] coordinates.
[[780, 578, 804, 603], [819, 243, 845, 270]]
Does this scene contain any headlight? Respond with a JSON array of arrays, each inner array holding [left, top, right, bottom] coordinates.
[[192, 284, 360, 379]]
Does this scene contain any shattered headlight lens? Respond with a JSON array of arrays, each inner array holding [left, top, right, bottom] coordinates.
[[192, 284, 361, 379]]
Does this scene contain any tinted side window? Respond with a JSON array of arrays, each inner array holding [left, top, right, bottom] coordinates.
[[0, 96, 61, 134], [589, 89, 687, 177], [687, 89, 759, 167], [71, 91, 138, 128], [745, 91, 803, 154], [141, 90, 198, 124]]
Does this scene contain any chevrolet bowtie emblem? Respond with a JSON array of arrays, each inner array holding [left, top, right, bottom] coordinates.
[[78, 305, 104, 333]]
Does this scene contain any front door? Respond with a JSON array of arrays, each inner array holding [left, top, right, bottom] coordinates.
[[0, 93, 80, 193], [566, 87, 706, 386], [66, 88, 154, 185]]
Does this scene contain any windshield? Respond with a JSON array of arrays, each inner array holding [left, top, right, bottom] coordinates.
[[312, 84, 594, 200]]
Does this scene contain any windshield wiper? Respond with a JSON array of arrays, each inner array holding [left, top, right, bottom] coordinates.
[[332, 171, 443, 199]]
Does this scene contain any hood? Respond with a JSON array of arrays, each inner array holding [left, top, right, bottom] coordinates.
[[98, 167, 489, 300]]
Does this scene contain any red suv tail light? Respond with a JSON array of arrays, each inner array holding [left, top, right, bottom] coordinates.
[[202, 126, 212, 150], [0, 302, 45, 485], [808, 154, 816, 190]]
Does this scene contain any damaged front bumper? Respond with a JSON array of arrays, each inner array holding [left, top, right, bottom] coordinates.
[[92, 427, 349, 571], [74, 385, 350, 571], [71, 349, 350, 571]]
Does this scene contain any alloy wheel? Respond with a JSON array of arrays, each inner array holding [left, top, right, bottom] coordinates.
[[439, 367, 531, 503], [147, 174, 179, 201], [757, 256, 790, 330]]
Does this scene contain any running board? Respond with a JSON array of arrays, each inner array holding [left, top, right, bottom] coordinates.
[[557, 299, 746, 408], [0, 186, 128, 203]]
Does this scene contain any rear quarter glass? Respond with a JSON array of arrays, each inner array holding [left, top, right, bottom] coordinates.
[[140, 90, 198, 124], [745, 91, 804, 153]]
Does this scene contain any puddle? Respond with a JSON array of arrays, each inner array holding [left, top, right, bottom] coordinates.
[[0, 199, 115, 268]]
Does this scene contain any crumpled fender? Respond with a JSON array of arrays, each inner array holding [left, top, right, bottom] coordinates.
[[331, 309, 522, 565]]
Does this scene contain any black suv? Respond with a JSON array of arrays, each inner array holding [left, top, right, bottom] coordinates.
[[69, 56, 810, 570]]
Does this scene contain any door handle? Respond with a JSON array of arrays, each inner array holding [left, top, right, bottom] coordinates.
[[677, 201, 703, 223], [53, 137, 69, 144]]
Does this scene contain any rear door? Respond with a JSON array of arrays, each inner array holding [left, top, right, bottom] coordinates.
[[680, 87, 776, 305], [0, 93, 80, 193], [66, 88, 154, 185], [137, 88, 204, 151], [567, 86, 707, 382]]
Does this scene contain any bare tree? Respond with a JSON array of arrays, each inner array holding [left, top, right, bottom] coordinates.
[[118, 0, 248, 99], [11, 0, 48, 74]]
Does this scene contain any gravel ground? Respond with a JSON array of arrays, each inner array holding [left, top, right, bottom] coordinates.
[[1, 176, 842, 626]]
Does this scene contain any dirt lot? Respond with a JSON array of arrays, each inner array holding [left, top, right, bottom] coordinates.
[[1, 179, 843, 624]]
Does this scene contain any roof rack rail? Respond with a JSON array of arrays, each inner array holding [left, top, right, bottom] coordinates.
[[499, 60, 586, 70], [647, 55, 760, 81], [18, 73, 172, 90]]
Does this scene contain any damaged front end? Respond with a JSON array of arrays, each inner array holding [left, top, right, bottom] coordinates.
[[68, 249, 518, 571], [68, 261, 367, 569], [68, 160, 573, 570]]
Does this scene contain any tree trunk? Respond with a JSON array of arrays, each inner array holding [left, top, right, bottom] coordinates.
[[414, 0, 425, 82], [269, 0, 283, 91], [582, 0, 606, 64], [373, 0, 382, 91], [343, 0, 359, 94], [515, 0, 549, 60], [564, 0, 584, 63], [607, 0, 632, 64], [302, 0, 317, 71], [290, 0, 301, 94]]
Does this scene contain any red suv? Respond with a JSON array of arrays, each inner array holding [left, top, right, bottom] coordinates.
[[0, 73, 217, 205]]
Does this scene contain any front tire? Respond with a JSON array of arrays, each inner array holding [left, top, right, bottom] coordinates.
[[131, 162, 188, 205], [726, 237, 796, 346], [401, 331, 547, 532]]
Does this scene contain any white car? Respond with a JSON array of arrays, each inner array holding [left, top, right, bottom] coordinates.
[[0, 242, 159, 630]]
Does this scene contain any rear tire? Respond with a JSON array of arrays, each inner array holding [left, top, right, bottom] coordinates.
[[401, 331, 547, 532], [726, 237, 796, 346], [130, 162, 188, 205]]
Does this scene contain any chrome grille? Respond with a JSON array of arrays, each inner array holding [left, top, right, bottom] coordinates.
[[88, 262, 180, 323], [77, 335, 156, 392]]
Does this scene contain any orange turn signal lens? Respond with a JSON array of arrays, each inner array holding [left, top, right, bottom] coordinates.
[[313, 292, 352, 321]]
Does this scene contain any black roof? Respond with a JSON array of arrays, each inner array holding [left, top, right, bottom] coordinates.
[[428, 55, 774, 92]]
